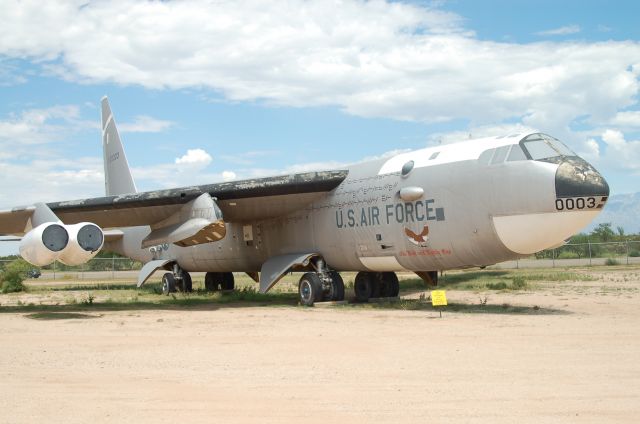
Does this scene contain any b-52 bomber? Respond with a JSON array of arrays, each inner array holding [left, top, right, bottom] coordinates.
[[0, 97, 609, 305]]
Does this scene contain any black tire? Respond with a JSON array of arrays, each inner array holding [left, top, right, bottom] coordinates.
[[221, 272, 235, 291], [371, 272, 383, 298], [328, 271, 345, 301], [354, 272, 373, 302], [428, 270, 438, 286], [205, 272, 220, 291], [162, 273, 177, 296], [298, 272, 323, 306], [382, 272, 399, 297], [181, 271, 193, 293]]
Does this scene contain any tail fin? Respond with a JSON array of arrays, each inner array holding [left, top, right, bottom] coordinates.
[[101, 96, 137, 196]]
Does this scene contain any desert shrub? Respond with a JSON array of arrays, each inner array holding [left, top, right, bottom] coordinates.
[[0, 259, 30, 293], [605, 258, 620, 266], [511, 276, 528, 289], [557, 251, 579, 259], [629, 250, 640, 258], [486, 282, 508, 290]]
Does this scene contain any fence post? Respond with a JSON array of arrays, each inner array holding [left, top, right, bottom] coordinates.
[[626, 241, 630, 266], [53, 260, 56, 280], [588, 241, 592, 266], [552, 249, 555, 268], [112, 255, 115, 280]]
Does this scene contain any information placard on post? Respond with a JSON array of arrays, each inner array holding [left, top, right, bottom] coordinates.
[[431, 290, 447, 306], [431, 290, 447, 317]]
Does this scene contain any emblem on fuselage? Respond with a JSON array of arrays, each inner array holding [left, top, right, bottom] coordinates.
[[404, 225, 429, 247]]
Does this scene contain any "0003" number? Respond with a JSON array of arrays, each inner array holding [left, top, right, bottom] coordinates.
[[555, 197, 596, 211]]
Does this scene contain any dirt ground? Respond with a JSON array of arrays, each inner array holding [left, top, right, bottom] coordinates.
[[1, 269, 639, 423]]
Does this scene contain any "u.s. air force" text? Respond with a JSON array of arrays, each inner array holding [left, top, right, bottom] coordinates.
[[335, 200, 445, 228]]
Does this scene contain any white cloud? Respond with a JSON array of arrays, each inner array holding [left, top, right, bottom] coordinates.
[[222, 171, 236, 181], [536, 25, 581, 36], [599, 129, 640, 171], [0, 157, 103, 209], [118, 115, 174, 133], [610, 111, 640, 127], [0, 0, 637, 129], [0, 59, 27, 86], [0, 105, 86, 145], [175, 148, 212, 167], [578, 138, 601, 162]]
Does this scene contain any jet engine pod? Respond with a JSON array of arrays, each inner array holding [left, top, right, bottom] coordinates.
[[19, 222, 69, 266], [58, 222, 104, 266]]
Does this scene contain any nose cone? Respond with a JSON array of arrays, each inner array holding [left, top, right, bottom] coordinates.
[[555, 157, 609, 198]]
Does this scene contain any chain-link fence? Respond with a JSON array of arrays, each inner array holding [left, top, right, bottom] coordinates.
[[494, 240, 640, 269], [2, 241, 640, 279], [0, 257, 143, 280]]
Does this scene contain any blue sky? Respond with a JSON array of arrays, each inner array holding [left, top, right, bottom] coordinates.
[[1, 0, 639, 254]]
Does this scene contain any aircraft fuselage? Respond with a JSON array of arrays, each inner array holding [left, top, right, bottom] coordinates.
[[111, 133, 608, 275]]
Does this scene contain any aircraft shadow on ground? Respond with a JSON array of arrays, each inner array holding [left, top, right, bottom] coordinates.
[[0, 292, 569, 317]]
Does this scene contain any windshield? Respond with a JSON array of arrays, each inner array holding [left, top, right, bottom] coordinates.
[[521, 133, 576, 160]]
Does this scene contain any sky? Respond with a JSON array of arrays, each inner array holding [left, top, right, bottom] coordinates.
[[0, 0, 639, 254]]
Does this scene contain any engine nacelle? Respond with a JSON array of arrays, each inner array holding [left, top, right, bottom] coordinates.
[[58, 223, 104, 266], [19, 222, 104, 267], [19, 222, 70, 267]]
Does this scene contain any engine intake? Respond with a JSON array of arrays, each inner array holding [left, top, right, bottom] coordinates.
[[19, 222, 104, 267], [59, 223, 104, 266], [19, 223, 70, 267]]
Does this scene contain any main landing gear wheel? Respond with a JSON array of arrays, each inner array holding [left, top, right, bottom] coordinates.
[[354, 271, 399, 302], [354, 272, 373, 302], [327, 271, 345, 301], [204, 272, 235, 292], [221, 272, 235, 291], [299, 272, 323, 306], [179, 271, 193, 293], [162, 272, 177, 295], [380, 272, 399, 298]]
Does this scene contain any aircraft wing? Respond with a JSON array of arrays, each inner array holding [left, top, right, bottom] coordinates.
[[0, 170, 348, 235]]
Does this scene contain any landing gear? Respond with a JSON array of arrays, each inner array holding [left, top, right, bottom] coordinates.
[[162, 272, 177, 295], [179, 269, 193, 292], [327, 271, 345, 301], [297, 259, 345, 306], [299, 272, 323, 306], [354, 272, 373, 302], [161, 264, 192, 295], [204, 272, 235, 292], [354, 271, 399, 302]]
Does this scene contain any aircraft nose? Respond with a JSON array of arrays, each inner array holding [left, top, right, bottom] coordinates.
[[555, 157, 609, 198]]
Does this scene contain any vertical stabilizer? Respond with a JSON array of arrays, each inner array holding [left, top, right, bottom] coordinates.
[[101, 96, 137, 196]]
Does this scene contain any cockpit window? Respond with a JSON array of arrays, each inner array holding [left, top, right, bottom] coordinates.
[[523, 138, 558, 160], [506, 144, 527, 161], [491, 145, 510, 164], [521, 133, 576, 160], [547, 137, 575, 156]]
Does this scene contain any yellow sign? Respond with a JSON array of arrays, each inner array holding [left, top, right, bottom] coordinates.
[[431, 290, 447, 306]]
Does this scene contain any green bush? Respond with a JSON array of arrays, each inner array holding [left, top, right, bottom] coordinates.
[[556, 251, 579, 259], [486, 282, 508, 290], [605, 257, 620, 266], [1, 279, 26, 293], [629, 250, 640, 258], [511, 276, 528, 289], [0, 259, 30, 293]]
